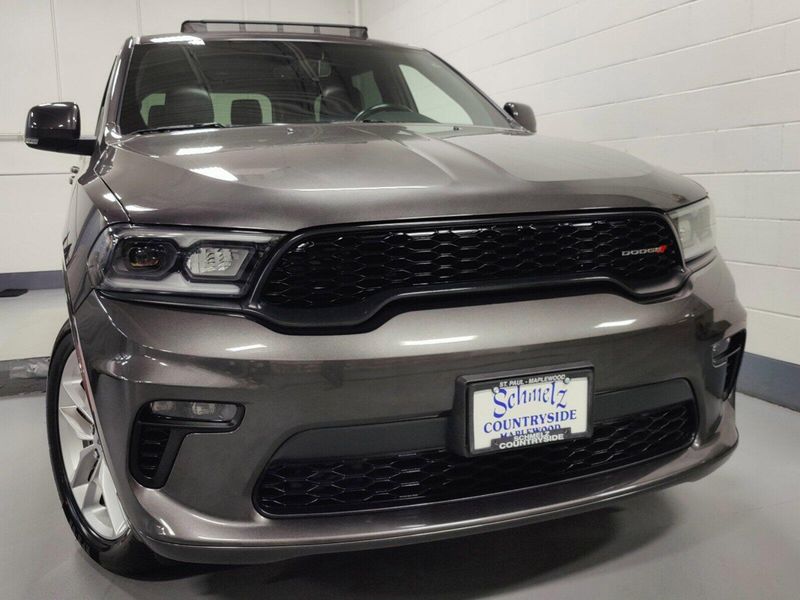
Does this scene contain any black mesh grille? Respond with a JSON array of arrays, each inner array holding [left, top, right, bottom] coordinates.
[[259, 213, 682, 311], [255, 402, 696, 516], [134, 425, 170, 480], [724, 331, 747, 398]]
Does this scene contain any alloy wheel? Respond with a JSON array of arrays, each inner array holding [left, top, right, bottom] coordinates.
[[57, 351, 129, 540]]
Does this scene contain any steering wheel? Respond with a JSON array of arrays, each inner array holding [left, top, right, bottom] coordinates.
[[353, 103, 417, 122]]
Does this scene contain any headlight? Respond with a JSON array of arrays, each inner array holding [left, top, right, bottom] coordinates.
[[668, 198, 716, 262], [87, 225, 282, 296]]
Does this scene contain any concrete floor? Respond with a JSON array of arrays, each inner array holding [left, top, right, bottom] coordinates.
[[1, 393, 798, 600]]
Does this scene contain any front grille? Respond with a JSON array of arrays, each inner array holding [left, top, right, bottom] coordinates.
[[258, 213, 683, 313], [255, 402, 696, 516]]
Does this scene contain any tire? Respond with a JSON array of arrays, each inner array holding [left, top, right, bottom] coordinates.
[[46, 322, 162, 576]]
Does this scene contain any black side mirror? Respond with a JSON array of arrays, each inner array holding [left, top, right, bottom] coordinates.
[[503, 102, 536, 133], [25, 102, 95, 155]]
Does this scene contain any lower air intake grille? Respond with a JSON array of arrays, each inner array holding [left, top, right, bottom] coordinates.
[[255, 402, 696, 516], [133, 425, 170, 480]]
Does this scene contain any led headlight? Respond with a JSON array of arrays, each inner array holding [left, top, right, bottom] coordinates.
[[87, 225, 282, 296], [186, 246, 251, 278], [668, 198, 716, 262]]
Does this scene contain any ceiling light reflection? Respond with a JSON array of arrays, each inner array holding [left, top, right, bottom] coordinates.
[[295, 185, 428, 192], [226, 344, 267, 352], [401, 335, 476, 346], [595, 319, 636, 329], [190, 166, 238, 181], [150, 35, 204, 45], [177, 145, 222, 156]]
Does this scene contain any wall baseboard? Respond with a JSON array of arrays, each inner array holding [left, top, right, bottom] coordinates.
[[0, 270, 62, 291], [0, 358, 50, 397], [738, 352, 800, 412]]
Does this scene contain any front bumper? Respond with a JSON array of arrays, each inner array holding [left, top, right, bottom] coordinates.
[[73, 255, 745, 564]]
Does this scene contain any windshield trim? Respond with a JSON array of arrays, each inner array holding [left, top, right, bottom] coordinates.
[[118, 121, 522, 142]]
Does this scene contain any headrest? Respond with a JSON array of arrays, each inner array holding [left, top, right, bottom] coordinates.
[[164, 87, 214, 126], [147, 104, 167, 128], [231, 99, 263, 126]]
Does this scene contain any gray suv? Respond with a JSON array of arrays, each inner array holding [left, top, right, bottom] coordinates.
[[27, 21, 745, 575]]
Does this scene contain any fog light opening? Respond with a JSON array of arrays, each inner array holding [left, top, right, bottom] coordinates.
[[149, 400, 239, 423], [710, 331, 746, 401], [132, 401, 244, 488]]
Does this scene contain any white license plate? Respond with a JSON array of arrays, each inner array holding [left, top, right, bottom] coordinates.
[[468, 369, 592, 454]]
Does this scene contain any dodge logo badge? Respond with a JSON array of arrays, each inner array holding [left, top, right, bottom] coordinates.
[[621, 244, 668, 257]]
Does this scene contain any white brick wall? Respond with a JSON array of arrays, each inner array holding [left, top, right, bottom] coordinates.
[[0, 0, 354, 274], [363, 0, 800, 365], [3, 1, 797, 365]]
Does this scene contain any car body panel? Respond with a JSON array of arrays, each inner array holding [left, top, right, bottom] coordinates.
[[98, 125, 705, 231]]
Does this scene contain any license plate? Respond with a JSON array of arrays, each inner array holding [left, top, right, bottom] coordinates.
[[468, 368, 592, 455]]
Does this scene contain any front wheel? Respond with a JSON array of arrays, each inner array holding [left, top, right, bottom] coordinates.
[[46, 324, 161, 576]]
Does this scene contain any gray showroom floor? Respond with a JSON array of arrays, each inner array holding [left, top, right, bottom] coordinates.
[[1, 393, 799, 600]]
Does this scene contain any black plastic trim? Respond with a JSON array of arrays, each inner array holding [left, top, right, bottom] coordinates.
[[265, 378, 695, 463]]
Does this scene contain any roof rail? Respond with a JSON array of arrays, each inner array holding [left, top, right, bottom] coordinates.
[[180, 20, 368, 39]]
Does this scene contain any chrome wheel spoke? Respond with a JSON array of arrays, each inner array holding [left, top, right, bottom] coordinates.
[[61, 378, 92, 421], [71, 480, 90, 509], [82, 480, 103, 512], [100, 458, 128, 537], [70, 445, 99, 489], [59, 405, 94, 441], [57, 349, 129, 541]]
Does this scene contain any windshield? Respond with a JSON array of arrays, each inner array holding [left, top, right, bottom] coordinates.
[[118, 40, 511, 134]]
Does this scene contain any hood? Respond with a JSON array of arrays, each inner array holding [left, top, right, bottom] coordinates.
[[99, 123, 705, 231]]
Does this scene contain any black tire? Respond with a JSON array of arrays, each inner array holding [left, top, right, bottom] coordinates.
[[46, 323, 163, 576]]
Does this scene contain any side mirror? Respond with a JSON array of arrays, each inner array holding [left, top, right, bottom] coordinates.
[[25, 102, 95, 155], [503, 102, 536, 133]]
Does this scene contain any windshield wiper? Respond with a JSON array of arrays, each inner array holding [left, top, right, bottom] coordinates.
[[134, 122, 226, 135]]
